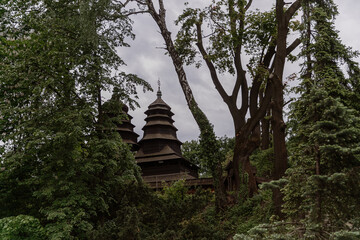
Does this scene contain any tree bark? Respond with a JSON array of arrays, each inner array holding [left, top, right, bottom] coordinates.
[[261, 110, 271, 150], [195, 4, 275, 198], [135, 0, 301, 207], [144, 0, 227, 211], [272, 0, 302, 217]]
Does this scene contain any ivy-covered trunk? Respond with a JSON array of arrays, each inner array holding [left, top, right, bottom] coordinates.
[[143, 0, 227, 211], [232, 133, 259, 198]]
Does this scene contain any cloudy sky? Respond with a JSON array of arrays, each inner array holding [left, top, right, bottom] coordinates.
[[119, 0, 360, 143]]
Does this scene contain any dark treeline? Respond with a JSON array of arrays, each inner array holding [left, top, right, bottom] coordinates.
[[1, 0, 360, 239]]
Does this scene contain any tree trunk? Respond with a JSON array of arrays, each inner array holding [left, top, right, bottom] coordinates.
[[232, 133, 260, 199], [261, 110, 271, 150], [271, 0, 299, 217], [145, 0, 227, 211]]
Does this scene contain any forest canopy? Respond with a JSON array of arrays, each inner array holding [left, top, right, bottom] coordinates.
[[1, 0, 360, 239]]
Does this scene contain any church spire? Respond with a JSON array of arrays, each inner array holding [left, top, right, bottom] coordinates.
[[157, 79, 162, 98]]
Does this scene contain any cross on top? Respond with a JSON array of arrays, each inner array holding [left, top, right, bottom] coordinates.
[[157, 79, 162, 98]]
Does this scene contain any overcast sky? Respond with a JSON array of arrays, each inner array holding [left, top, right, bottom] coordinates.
[[119, 0, 360, 143]]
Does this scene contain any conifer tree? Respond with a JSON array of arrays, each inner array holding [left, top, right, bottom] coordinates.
[[284, 0, 360, 237]]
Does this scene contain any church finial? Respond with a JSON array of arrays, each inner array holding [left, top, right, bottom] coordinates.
[[157, 79, 162, 98]]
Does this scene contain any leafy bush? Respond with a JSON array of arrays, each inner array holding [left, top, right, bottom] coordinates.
[[0, 215, 46, 240]]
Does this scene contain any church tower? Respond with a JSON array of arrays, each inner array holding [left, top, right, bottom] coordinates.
[[102, 91, 139, 151], [116, 104, 139, 151], [135, 83, 198, 182]]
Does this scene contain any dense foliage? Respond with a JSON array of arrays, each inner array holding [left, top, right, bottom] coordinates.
[[235, 0, 360, 238], [182, 136, 235, 177], [1, 0, 360, 239], [283, 0, 360, 237], [0, 0, 150, 239]]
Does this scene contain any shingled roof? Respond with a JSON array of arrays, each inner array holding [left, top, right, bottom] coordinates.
[[135, 85, 199, 181]]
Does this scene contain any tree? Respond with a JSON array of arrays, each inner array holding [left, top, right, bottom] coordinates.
[[123, 2, 302, 216], [231, 1, 360, 238], [124, 0, 228, 211], [0, 215, 46, 240], [0, 0, 150, 238], [166, 0, 301, 202], [182, 136, 235, 177], [283, 0, 360, 237]]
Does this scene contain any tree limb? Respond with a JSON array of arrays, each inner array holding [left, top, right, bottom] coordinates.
[[246, 80, 273, 137], [249, 44, 276, 118], [286, 38, 301, 55], [245, 0, 253, 11], [134, 0, 146, 5], [119, 0, 131, 7], [158, 0, 165, 19], [195, 22, 230, 104], [285, 0, 302, 23], [123, 10, 149, 16]]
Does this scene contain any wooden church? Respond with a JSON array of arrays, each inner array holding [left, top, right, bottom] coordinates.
[[115, 84, 212, 188]]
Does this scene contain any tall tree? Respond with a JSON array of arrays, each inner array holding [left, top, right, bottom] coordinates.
[[0, 0, 150, 238], [124, 0, 227, 211], [166, 0, 300, 200], [123, 1, 302, 211], [284, 0, 360, 237]]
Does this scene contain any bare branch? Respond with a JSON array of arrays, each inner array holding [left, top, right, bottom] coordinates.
[[145, 0, 206, 114], [246, 80, 273, 136], [155, 46, 167, 50], [285, 0, 302, 23], [286, 38, 301, 55], [145, 0, 160, 22], [134, 0, 146, 5], [231, 66, 241, 105], [264, 42, 277, 66], [237, 62, 248, 118], [158, 0, 166, 19], [123, 10, 149, 16], [195, 23, 230, 104], [245, 0, 253, 11], [203, 32, 217, 39], [119, 0, 131, 7], [230, 1, 248, 118], [284, 98, 293, 107]]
